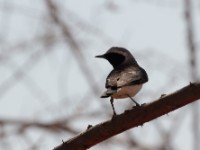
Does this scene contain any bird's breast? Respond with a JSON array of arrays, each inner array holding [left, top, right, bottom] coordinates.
[[111, 84, 142, 99]]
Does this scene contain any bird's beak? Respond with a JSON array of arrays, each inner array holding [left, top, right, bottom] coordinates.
[[95, 54, 105, 58]]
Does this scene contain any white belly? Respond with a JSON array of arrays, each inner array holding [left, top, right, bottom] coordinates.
[[111, 84, 142, 99]]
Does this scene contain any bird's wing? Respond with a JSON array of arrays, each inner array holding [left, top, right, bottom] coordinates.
[[117, 69, 142, 87], [106, 67, 147, 89]]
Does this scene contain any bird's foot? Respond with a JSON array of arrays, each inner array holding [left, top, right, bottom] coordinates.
[[132, 104, 141, 109], [111, 112, 117, 119]]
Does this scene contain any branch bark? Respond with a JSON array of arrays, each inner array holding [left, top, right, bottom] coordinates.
[[54, 82, 200, 150]]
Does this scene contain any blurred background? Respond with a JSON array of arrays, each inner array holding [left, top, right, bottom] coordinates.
[[0, 0, 199, 150]]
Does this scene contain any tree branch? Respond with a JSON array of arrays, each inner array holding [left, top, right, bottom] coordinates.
[[54, 82, 200, 150]]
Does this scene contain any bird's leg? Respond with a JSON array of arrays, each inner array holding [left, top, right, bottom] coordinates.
[[110, 97, 117, 116], [127, 94, 140, 106]]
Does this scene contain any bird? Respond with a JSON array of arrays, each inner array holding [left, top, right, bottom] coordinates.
[[95, 47, 148, 116]]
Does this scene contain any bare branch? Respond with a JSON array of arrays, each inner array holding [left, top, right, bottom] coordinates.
[[54, 82, 200, 150], [184, 0, 200, 149], [45, 0, 101, 96], [0, 118, 78, 135]]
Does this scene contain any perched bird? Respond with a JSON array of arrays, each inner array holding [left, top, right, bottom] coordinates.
[[96, 47, 148, 116]]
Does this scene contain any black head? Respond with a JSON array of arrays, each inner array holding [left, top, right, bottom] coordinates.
[[95, 47, 138, 68]]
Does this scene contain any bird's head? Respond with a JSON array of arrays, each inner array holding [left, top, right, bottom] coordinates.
[[95, 47, 137, 68]]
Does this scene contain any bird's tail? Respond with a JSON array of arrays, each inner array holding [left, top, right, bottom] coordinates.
[[100, 88, 116, 98]]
